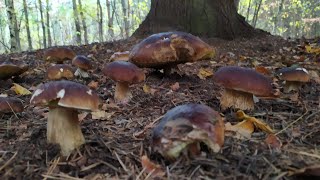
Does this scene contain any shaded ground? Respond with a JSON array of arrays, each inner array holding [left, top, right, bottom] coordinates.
[[0, 34, 320, 179]]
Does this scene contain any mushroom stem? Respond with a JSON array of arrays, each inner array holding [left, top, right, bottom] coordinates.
[[47, 107, 85, 156], [220, 89, 254, 110], [114, 82, 132, 104], [74, 68, 89, 78], [283, 81, 301, 93]]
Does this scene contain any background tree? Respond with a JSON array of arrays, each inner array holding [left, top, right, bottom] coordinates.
[[46, 0, 52, 47], [72, 0, 81, 44], [23, 0, 32, 50], [78, 0, 88, 44], [97, 0, 103, 42], [38, 0, 47, 48], [5, 0, 21, 52]]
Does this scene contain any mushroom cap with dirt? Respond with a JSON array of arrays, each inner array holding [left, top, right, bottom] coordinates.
[[0, 61, 29, 80], [72, 55, 93, 78], [30, 80, 100, 156], [213, 66, 279, 110], [109, 51, 130, 61], [43, 47, 76, 64], [0, 97, 24, 113], [47, 64, 74, 80], [129, 31, 215, 74], [152, 104, 224, 160], [278, 67, 310, 93], [102, 61, 145, 104]]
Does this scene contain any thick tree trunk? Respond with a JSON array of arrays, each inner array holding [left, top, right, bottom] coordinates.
[[97, 0, 103, 42], [133, 0, 256, 39], [46, 0, 52, 47], [106, 0, 114, 39], [78, 0, 88, 44], [38, 0, 47, 48], [5, 0, 20, 52], [72, 0, 81, 44], [23, 0, 33, 50], [121, 0, 129, 38]]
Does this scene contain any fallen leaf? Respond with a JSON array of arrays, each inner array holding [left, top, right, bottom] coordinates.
[[170, 82, 180, 91], [239, 55, 248, 61], [289, 92, 299, 101], [225, 120, 254, 139], [141, 155, 165, 177], [305, 44, 320, 55], [91, 110, 115, 120], [197, 68, 213, 80], [255, 66, 271, 75], [88, 81, 99, 89], [289, 164, 320, 177], [11, 83, 32, 95], [309, 70, 320, 84], [143, 84, 157, 95], [236, 110, 274, 134], [78, 112, 89, 122], [265, 134, 282, 149]]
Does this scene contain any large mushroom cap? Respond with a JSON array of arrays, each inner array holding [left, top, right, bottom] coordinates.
[[278, 67, 310, 82], [152, 104, 224, 159], [103, 61, 145, 84], [47, 64, 74, 80], [213, 66, 276, 97], [0, 97, 24, 113], [129, 31, 215, 68], [44, 47, 76, 63], [30, 80, 100, 111], [72, 55, 93, 70], [0, 61, 29, 80]]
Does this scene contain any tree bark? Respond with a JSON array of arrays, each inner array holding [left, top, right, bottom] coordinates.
[[46, 0, 52, 47], [38, 0, 47, 48], [5, 0, 20, 52], [97, 0, 103, 42], [72, 0, 81, 44], [106, 0, 115, 39], [121, 0, 129, 38], [78, 0, 88, 44], [23, 0, 33, 50], [273, 0, 284, 34], [133, 0, 256, 39]]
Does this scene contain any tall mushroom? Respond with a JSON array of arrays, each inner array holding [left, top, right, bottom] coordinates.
[[152, 104, 224, 160], [213, 66, 279, 110], [44, 47, 76, 64], [277, 67, 310, 93], [103, 61, 145, 104], [47, 64, 74, 80], [30, 80, 100, 156], [72, 55, 93, 78], [129, 31, 215, 74]]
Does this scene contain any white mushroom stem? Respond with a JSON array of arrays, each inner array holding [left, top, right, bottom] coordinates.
[[74, 68, 89, 78], [220, 88, 254, 110], [114, 82, 132, 104], [47, 107, 85, 156], [283, 81, 301, 93]]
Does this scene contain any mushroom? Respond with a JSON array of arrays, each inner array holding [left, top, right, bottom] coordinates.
[[0, 61, 29, 80], [102, 61, 145, 104], [30, 80, 100, 156], [44, 47, 76, 64], [110, 51, 130, 61], [72, 55, 93, 78], [213, 66, 279, 110], [152, 104, 224, 160], [47, 64, 74, 80], [0, 97, 24, 114], [278, 67, 310, 93], [129, 31, 215, 74]]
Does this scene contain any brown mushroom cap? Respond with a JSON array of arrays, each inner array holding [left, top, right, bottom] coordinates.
[[30, 80, 100, 111], [278, 67, 310, 82], [152, 104, 224, 159], [129, 31, 215, 68], [47, 64, 74, 80], [72, 55, 93, 70], [44, 47, 76, 63], [110, 51, 130, 61], [103, 61, 145, 84], [0, 97, 24, 113], [0, 61, 29, 80], [213, 66, 276, 97]]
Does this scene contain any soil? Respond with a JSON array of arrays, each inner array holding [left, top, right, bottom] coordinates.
[[0, 34, 319, 179]]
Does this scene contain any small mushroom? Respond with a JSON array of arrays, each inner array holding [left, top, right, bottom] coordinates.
[[0, 97, 24, 114], [30, 80, 100, 156], [102, 61, 145, 104], [72, 55, 93, 78], [109, 51, 130, 61], [152, 104, 224, 160], [213, 66, 279, 110], [129, 31, 215, 74], [44, 47, 76, 64], [47, 64, 74, 80], [278, 67, 310, 93], [0, 61, 29, 80]]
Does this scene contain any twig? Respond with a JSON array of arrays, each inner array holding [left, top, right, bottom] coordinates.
[[0, 151, 17, 172], [43, 157, 60, 180], [285, 150, 320, 160], [80, 162, 101, 172], [135, 167, 146, 180], [275, 110, 309, 135], [115, 151, 129, 173], [133, 115, 164, 139]]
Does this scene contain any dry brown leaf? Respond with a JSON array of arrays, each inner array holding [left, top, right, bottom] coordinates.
[[239, 55, 248, 61], [265, 134, 282, 149], [78, 112, 89, 122], [88, 81, 99, 89], [225, 120, 254, 139], [197, 68, 213, 80], [143, 84, 157, 95], [11, 83, 32, 95], [255, 66, 271, 75], [91, 110, 115, 120], [236, 110, 274, 134], [289, 92, 299, 101], [289, 164, 320, 177], [170, 82, 180, 91], [141, 155, 165, 177]]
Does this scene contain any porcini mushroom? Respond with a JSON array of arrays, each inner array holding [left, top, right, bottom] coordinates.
[[129, 31, 215, 74], [213, 66, 279, 110], [30, 80, 100, 156], [0, 61, 29, 80], [110, 51, 130, 61], [44, 47, 76, 64], [152, 104, 224, 160], [102, 61, 145, 104], [278, 67, 310, 93], [0, 97, 24, 114], [72, 55, 93, 78], [47, 64, 74, 80]]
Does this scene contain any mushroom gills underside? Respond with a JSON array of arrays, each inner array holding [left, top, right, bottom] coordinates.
[[220, 88, 254, 110], [283, 81, 302, 93]]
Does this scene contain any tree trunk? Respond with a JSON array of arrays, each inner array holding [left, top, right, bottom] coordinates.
[[78, 0, 88, 44], [23, 0, 33, 50], [121, 0, 129, 38], [38, 0, 47, 48], [106, 0, 114, 39], [72, 0, 81, 44], [97, 0, 103, 42], [5, 0, 20, 52], [273, 0, 284, 34], [252, 0, 262, 28], [133, 0, 256, 39], [46, 0, 52, 47]]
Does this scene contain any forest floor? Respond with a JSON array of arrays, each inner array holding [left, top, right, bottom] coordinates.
[[0, 34, 319, 179]]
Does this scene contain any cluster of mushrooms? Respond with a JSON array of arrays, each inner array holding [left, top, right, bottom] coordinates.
[[1, 31, 311, 160]]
